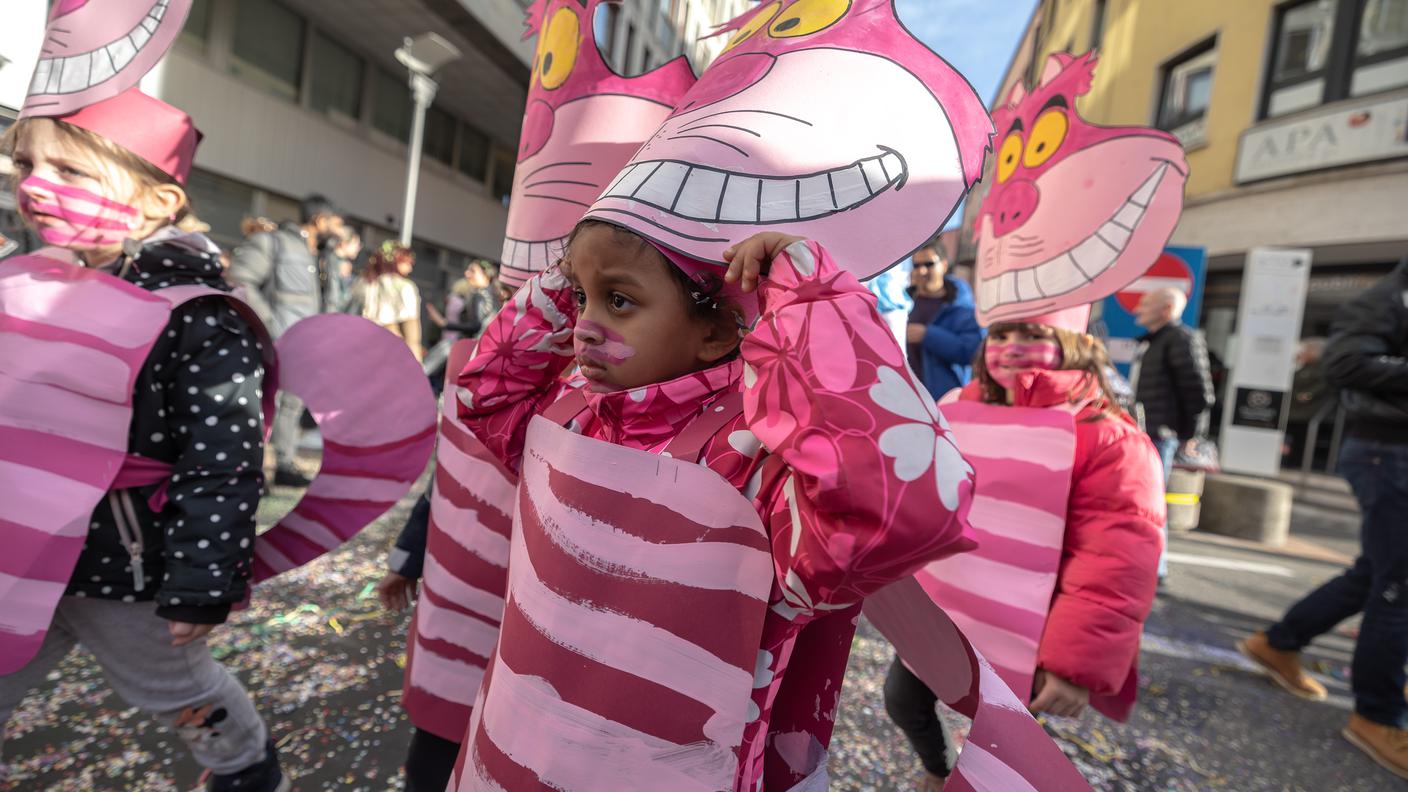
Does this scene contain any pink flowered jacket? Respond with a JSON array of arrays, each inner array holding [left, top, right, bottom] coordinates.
[[456, 240, 975, 790]]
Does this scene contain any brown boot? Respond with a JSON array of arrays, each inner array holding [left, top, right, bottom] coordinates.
[[918, 772, 948, 792], [1343, 714, 1408, 780], [1237, 631, 1328, 701]]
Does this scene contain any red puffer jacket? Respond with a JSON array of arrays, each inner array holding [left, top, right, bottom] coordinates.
[[957, 369, 1163, 710]]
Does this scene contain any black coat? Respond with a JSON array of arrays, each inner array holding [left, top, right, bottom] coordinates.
[[1324, 259, 1408, 441], [66, 237, 265, 625], [1134, 322, 1215, 442]]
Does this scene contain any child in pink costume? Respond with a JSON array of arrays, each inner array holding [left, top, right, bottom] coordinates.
[[451, 224, 975, 790], [883, 321, 1164, 787]]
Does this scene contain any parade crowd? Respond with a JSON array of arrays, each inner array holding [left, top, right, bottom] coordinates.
[[2, 1, 1406, 791]]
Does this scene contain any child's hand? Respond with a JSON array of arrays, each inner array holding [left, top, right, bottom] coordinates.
[[169, 621, 216, 647], [377, 571, 418, 612], [1029, 669, 1089, 718], [723, 233, 805, 293]]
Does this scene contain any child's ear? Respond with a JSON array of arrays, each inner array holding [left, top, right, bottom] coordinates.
[[136, 183, 188, 223], [696, 307, 745, 365]]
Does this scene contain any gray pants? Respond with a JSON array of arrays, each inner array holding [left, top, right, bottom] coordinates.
[[271, 391, 304, 470], [0, 597, 268, 775]]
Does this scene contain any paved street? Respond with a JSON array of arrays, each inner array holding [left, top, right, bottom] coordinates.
[[1, 472, 1394, 791]]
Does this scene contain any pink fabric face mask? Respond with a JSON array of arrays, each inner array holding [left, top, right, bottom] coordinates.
[[18, 175, 139, 251], [984, 339, 1061, 391]]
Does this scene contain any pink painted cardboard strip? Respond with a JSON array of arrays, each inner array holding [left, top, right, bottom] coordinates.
[[926, 553, 1058, 617], [917, 573, 1049, 640], [522, 449, 773, 594], [863, 576, 1093, 791], [415, 590, 501, 660], [967, 493, 1067, 548], [0, 522, 82, 584], [0, 425, 124, 490], [251, 315, 435, 582], [476, 659, 733, 792], [0, 329, 131, 402], [423, 554, 507, 623], [407, 636, 486, 707], [0, 376, 132, 452], [962, 526, 1064, 572], [0, 572, 72, 638], [0, 254, 171, 348], [430, 481, 512, 568]]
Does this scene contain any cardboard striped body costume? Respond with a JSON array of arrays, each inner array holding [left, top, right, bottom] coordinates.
[[444, 2, 1102, 790], [0, 0, 435, 675], [399, 0, 696, 743]]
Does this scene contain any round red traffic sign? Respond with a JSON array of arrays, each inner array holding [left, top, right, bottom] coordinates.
[[1116, 252, 1195, 314]]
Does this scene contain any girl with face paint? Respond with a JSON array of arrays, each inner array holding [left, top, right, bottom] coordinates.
[[1, 112, 294, 787], [883, 320, 1163, 788], [7, 117, 193, 268]]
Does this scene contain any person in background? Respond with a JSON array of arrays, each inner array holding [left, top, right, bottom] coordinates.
[[226, 195, 346, 488], [321, 225, 362, 314], [868, 257, 914, 344], [1240, 259, 1408, 781], [422, 259, 502, 388], [1130, 286, 1213, 579], [353, 241, 423, 361], [905, 244, 983, 399]]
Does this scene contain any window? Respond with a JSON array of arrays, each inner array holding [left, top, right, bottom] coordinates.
[[372, 68, 412, 142], [424, 106, 457, 166], [491, 148, 516, 204], [180, 0, 213, 49], [457, 123, 489, 182], [184, 169, 256, 249], [625, 24, 639, 75], [231, 0, 306, 100], [1156, 39, 1217, 145], [1352, 0, 1408, 95], [309, 32, 364, 118], [595, 2, 620, 61], [1261, 0, 1408, 118]]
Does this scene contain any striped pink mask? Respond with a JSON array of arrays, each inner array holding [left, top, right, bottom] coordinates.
[[18, 176, 139, 251], [984, 340, 1062, 390]]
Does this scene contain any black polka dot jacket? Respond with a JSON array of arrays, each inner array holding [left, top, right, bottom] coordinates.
[[66, 239, 265, 625]]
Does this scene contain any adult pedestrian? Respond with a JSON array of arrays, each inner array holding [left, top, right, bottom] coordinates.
[[422, 259, 500, 385], [352, 241, 423, 361], [322, 225, 362, 314], [226, 195, 346, 487], [904, 244, 983, 399], [1131, 286, 1213, 578], [1240, 259, 1408, 780]]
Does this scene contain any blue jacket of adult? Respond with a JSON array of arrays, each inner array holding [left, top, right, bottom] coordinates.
[[912, 276, 985, 399]]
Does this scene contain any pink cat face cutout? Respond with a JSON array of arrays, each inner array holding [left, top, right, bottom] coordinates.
[[973, 52, 1188, 326], [500, 0, 696, 288], [22, 0, 192, 117], [583, 0, 991, 282]]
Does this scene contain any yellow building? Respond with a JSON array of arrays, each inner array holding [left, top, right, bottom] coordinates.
[[959, 0, 1408, 354]]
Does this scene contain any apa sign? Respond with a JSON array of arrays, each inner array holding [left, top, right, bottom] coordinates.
[[1220, 248, 1312, 477], [1235, 94, 1408, 183]]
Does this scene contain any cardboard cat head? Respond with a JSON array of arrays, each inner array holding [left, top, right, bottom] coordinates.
[[582, 0, 992, 281], [500, 0, 696, 288], [973, 52, 1188, 330]]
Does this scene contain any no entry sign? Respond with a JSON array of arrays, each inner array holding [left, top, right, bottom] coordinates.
[[1116, 252, 1197, 314]]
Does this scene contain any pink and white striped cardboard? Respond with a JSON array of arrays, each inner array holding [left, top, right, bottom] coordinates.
[[251, 314, 437, 582], [918, 398, 1076, 703], [457, 412, 773, 790], [402, 339, 516, 741], [0, 251, 173, 673], [864, 575, 1094, 792]]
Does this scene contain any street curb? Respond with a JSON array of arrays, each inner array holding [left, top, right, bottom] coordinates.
[[1176, 529, 1354, 566]]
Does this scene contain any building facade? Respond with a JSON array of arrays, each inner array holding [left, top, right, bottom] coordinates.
[[594, 0, 750, 76], [959, 0, 1408, 361]]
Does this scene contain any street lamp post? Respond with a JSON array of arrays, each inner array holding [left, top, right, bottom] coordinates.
[[394, 33, 461, 246]]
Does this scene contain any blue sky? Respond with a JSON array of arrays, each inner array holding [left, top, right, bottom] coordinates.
[[895, 0, 1039, 104], [893, 0, 1038, 228]]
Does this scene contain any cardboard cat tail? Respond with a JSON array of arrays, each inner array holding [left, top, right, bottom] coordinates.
[[250, 315, 437, 581], [864, 576, 1095, 791]]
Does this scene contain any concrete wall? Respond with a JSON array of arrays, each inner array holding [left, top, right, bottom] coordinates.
[[147, 49, 509, 258]]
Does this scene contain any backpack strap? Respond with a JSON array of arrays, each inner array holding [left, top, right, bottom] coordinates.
[[540, 388, 590, 427], [662, 392, 746, 464]]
